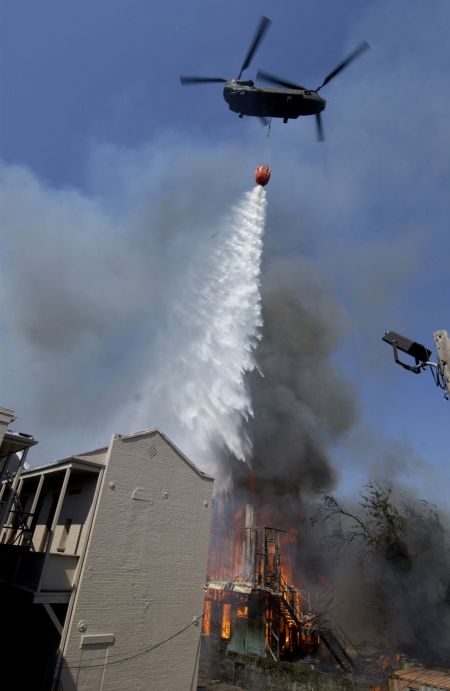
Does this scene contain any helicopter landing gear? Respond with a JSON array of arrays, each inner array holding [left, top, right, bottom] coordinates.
[[283, 117, 288, 123]]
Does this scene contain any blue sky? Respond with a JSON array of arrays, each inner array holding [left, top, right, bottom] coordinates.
[[1, 0, 450, 506]]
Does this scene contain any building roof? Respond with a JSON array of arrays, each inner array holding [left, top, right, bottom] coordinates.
[[21, 455, 105, 477], [20, 429, 214, 482], [117, 428, 214, 481], [391, 666, 450, 689], [0, 406, 16, 423], [1, 430, 38, 457]]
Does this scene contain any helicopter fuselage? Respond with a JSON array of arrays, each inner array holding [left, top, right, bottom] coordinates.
[[223, 80, 326, 120]]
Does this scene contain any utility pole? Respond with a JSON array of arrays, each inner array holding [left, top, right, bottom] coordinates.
[[433, 330, 450, 398]]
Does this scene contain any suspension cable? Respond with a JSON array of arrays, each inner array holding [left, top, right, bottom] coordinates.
[[264, 117, 272, 165]]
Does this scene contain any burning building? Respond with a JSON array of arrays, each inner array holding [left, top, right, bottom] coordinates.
[[201, 503, 357, 677]]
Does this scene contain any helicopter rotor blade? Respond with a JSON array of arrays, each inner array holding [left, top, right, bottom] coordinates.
[[315, 112, 325, 142], [237, 15, 271, 80], [180, 76, 227, 85], [256, 69, 305, 90], [316, 40, 370, 92]]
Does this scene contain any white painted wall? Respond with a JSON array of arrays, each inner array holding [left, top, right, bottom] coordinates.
[[59, 431, 213, 691]]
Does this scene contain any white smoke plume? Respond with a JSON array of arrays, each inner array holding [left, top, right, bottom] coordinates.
[[0, 144, 267, 472]]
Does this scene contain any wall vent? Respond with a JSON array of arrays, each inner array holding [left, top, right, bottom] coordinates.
[[147, 444, 157, 458]]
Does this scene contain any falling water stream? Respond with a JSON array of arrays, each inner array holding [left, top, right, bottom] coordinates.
[[135, 186, 267, 471]]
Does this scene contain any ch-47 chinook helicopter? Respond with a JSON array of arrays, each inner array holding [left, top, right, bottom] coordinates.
[[180, 16, 369, 141]]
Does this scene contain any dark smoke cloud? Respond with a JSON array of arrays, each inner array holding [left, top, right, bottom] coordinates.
[[236, 256, 359, 503], [211, 249, 450, 670], [317, 488, 450, 667]]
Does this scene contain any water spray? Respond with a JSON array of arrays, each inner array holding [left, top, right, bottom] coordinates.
[[136, 186, 267, 471]]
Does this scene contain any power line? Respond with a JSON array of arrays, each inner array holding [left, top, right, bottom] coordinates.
[[59, 615, 202, 672]]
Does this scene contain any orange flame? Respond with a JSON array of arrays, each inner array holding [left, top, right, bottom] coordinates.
[[236, 605, 248, 617], [221, 603, 231, 639], [202, 599, 211, 635]]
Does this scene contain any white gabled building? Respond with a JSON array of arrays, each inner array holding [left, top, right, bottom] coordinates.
[[0, 416, 214, 691]]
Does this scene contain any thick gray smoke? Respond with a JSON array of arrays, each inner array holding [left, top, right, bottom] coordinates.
[[246, 257, 358, 497], [213, 252, 450, 670], [0, 140, 264, 465], [215, 254, 359, 517], [315, 487, 450, 667]]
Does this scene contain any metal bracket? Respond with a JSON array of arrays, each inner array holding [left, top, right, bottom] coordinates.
[[383, 330, 449, 399], [390, 340, 424, 374]]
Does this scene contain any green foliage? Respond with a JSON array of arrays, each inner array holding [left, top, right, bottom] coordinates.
[[359, 484, 407, 562], [322, 483, 410, 565]]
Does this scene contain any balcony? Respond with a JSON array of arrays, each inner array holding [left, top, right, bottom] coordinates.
[[0, 544, 78, 602]]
